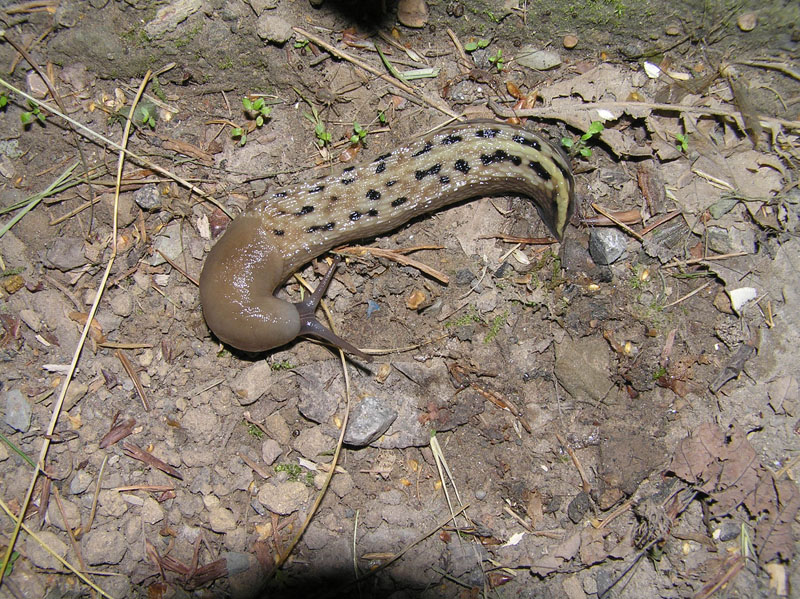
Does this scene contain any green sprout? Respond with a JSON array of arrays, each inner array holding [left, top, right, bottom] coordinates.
[[484, 310, 509, 343], [20, 99, 45, 127], [245, 421, 265, 439], [294, 38, 310, 50], [464, 39, 490, 52], [231, 96, 273, 146], [561, 121, 605, 158], [302, 105, 331, 147], [0, 94, 8, 109], [137, 104, 157, 129], [377, 110, 387, 125], [488, 48, 504, 72], [675, 133, 688, 153], [350, 121, 367, 145]]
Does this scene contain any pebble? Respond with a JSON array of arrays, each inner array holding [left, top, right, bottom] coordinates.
[[151, 222, 183, 266], [256, 14, 293, 44], [45, 237, 86, 271], [3, 388, 31, 432], [208, 506, 238, 533], [230, 360, 273, 406], [554, 335, 613, 402], [133, 183, 162, 211], [589, 228, 628, 265], [19, 309, 41, 332], [110, 292, 134, 317], [293, 427, 331, 459], [343, 396, 397, 446], [69, 470, 93, 495], [25, 530, 68, 571], [563, 34, 578, 49], [516, 45, 561, 70], [737, 12, 756, 32], [261, 438, 282, 465], [84, 528, 127, 565], [142, 497, 165, 524], [397, 0, 429, 28], [567, 491, 591, 523], [257, 480, 308, 515], [247, 0, 278, 15]]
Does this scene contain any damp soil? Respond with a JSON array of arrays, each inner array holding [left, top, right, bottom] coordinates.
[[0, 1, 798, 598]]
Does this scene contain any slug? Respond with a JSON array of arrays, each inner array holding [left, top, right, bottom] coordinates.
[[199, 120, 575, 359]]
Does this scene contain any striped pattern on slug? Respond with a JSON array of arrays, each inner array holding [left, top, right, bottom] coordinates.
[[199, 120, 575, 354]]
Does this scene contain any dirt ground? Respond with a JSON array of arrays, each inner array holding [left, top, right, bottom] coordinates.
[[0, 0, 798, 598]]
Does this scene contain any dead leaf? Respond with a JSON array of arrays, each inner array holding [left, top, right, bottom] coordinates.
[[756, 479, 800, 563]]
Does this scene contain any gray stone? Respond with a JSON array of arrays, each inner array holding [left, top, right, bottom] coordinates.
[[69, 470, 93, 495], [257, 481, 308, 515], [589, 228, 628, 265], [25, 530, 68, 571], [3, 388, 31, 432], [133, 183, 162, 211], [516, 45, 562, 70], [554, 335, 614, 401], [208, 506, 237, 532], [261, 438, 282, 465], [142, 497, 165, 524], [247, 0, 278, 14], [151, 222, 183, 266], [344, 396, 397, 446], [293, 427, 331, 459], [45, 237, 86, 271], [83, 528, 127, 565], [144, 0, 202, 39], [256, 14, 293, 44], [230, 361, 273, 406], [567, 491, 590, 523]]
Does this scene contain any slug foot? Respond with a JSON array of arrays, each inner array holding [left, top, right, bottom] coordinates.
[[294, 257, 372, 361]]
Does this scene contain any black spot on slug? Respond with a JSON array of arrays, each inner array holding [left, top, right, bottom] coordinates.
[[528, 160, 552, 180], [273, 192, 287, 198], [350, 211, 362, 221], [375, 162, 386, 174], [481, 149, 509, 166], [385, 180, 397, 187], [366, 189, 381, 201], [454, 159, 470, 173], [308, 184, 325, 193], [415, 164, 442, 180], [367, 209, 379, 217], [441, 134, 462, 145], [475, 128, 500, 138], [439, 175, 450, 185], [512, 134, 541, 150], [324, 221, 335, 230], [306, 221, 336, 233], [391, 197, 408, 207], [329, 196, 340, 203], [296, 205, 314, 215], [412, 141, 433, 157], [273, 229, 284, 236], [342, 166, 355, 173], [341, 177, 355, 185], [510, 155, 522, 166], [374, 152, 392, 162]]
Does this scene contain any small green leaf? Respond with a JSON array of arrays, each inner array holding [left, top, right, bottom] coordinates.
[[20, 112, 33, 125], [0, 94, 8, 108], [253, 98, 264, 111], [242, 97, 253, 111], [561, 137, 574, 149], [464, 41, 478, 52], [579, 147, 592, 157]]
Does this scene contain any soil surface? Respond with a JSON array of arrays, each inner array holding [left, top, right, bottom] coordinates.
[[0, 1, 798, 598]]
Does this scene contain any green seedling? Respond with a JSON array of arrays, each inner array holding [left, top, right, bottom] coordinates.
[[488, 48, 504, 72], [20, 99, 45, 126], [561, 121, 604, 158], [137, 104, 157, 129], [0, 93, 8, 109], [675, 133, 688, 153], [464, 39, 490, 52], [350, 121, 367, 145], [231, 96, 273, 146], [302, 105, 331, 147], [294, 38, 310, 50]]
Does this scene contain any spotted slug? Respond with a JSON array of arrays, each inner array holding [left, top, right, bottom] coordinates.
[[199, 120, 575, 359]]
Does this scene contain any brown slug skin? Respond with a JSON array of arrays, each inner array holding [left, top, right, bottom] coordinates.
[[199, 120, 575, 356]]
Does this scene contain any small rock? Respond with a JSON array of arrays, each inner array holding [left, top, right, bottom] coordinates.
[[554, 335, 613, 401], [716, 520, 741, 542], [133, 183, 162, 211], [46, 237, 86, 271], [19, 309, 41, 332], [265, 412, 292, 445], [142, 497, 165, 524], [344, 396, 397, 446], [47, 498, 81, 531], [665, 23, 681, 36], [293, 427, 331, 459], [64, 381, 88, 411], [247, 0, 278, 14], [257, 480, 308, 515], [329, 471, 354, 498], [150, 222, 183, 266], [3, 389, 32, 432], [737, 12, 756, 32], [516, 45, 561, 70], [208, 506, 238, 533], [562, 34, 578, 49], [588, 229, 628, 265], [25, 530, 68, 571], [144, 0, 202, 39], [26, 70, 48, 99], [261, 438, 282, 465], [110, 292, 134, 317], [397, 0, 428, 28], [69, 470, 93, 495], [84, 528, 127, 565], [567, 491, 591, 523], [256, 14, 293, 44], [98, 489, 128, 518], [230, 361, 273, 405]]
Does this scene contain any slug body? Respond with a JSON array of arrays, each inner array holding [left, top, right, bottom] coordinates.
[[199, 121, 575, 356]]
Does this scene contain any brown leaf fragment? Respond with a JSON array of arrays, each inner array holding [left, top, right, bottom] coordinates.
[[667, 422, 725, 491], [707, 426, 758, 517], [579, 527, 609, 566], [709, 339, 757, 393], [122, 441, 183, 480], [99, 417, 136, 449], [728, 73, 763, 149], [756, 479, 800, 563]]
